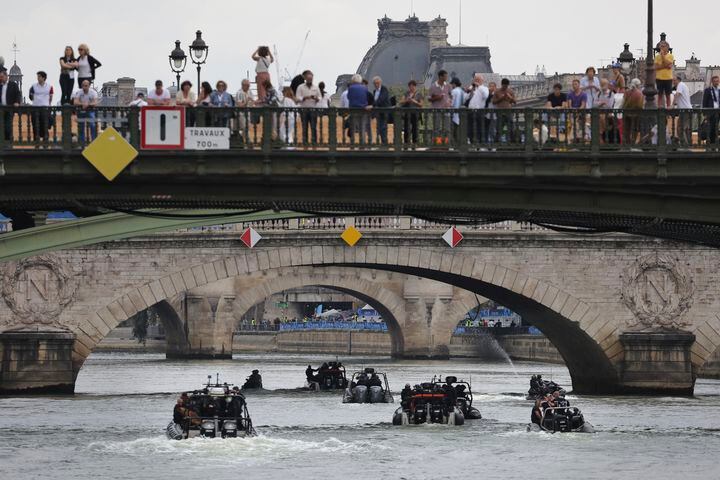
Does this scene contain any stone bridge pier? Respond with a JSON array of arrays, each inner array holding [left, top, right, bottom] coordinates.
[[1, 233, 719, 396]]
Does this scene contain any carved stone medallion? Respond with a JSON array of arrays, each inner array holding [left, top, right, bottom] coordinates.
[[2, 255, 77, 326], [622, 254, 694, 330]]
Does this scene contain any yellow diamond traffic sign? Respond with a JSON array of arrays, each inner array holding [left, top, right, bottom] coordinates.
[[341, 226, 363, 247], [82, 127, 139, 181]]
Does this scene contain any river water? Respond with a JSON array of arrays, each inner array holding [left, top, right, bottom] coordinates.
[[1, 353, 719, 479]]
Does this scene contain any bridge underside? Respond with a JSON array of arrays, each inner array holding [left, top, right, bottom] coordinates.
[[3, 150, 720, 246]]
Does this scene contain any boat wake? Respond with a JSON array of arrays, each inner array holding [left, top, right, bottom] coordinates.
[[88, 434, 387, 461]]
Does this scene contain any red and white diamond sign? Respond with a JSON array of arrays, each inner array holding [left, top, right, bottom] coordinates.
[[240, 227, 262, 248], [442, 226, 463, 248]]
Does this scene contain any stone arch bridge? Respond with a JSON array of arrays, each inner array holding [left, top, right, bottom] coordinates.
[[1, 230, 719, 396]]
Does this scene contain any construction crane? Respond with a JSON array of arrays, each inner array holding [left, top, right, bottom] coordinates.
[[293, 30, 311, 78]]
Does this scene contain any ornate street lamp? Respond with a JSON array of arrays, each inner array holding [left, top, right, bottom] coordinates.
[[643, 0, 657, 109], [189, 30, 209, 90], [169, 40, 187, 91], [618, 43, 635, 76]]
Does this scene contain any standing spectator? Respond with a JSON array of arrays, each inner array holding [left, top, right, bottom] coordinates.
[[72, 79, 98, 144], [673, 75, 692, 145], [210, 80, 234, 127], [546, 83, 568, 109], [198, 81, 213, 106], [400, 79, 423, 145], [545, 83, 567, 139], [450, 77, 465, 142], [235, 79, 256, 140], [129, 92, 147, 107], [655, 41, 674, 109], [316, 82, 331, 109], [290, 72, 307, 97], [567, 79, 587, 142], [29, 71, 54, 143], [372, 76, 392, 144], [580, 67, 600, 108], [252, 46, 274, 102], [702, 76, 720, 147], [175, 80, 196, 126], [0, 68, 22, 142], [610, 63, 626, 93], [485, 81, 497, 144], [429, 70, 451, 108], [59, 46, 77, 105], [296, 70, 321, 145], [347, 74, 369, 145], [467, 73, 490, 145], [429, 70, 451, 143], [147, 80, 172, 106], [279, 86, 297, 145], [196, 81, 213, 127], [492, 78, 516, 143], [596, 79, 615, 109], [596, 79, 616, 144], [76, 44, 101, 88], [623, 78, 645, 145]]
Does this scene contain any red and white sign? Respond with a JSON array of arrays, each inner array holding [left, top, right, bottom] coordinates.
[[442, 226, 464, 248], [240, 227, 262, 248], [141, 106, 185, 150]]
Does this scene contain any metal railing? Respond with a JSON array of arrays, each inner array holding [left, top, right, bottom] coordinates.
[[1, 106, 719, 152]]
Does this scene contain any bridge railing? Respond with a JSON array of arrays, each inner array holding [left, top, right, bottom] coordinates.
[[1, 106, 717, 152]]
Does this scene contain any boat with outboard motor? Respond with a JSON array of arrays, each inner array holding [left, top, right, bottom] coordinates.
[[430, 375, 482, 419], [166, 374, 256, 440], [342, 368, 394, 403], [305, 361, 348, 391], [528, 405, 595, 433], [392, 379, 465, 426]]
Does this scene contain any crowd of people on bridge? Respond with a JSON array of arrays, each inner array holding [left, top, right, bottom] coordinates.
[[1, 39, 719, 148]]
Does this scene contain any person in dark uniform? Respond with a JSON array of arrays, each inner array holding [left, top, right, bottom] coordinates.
[[368, 374, 382, 388], [401, 384, 413, 408], [306, 365, 318, 383], [443, 380, 458, 414], [243, 370, 263, 389]]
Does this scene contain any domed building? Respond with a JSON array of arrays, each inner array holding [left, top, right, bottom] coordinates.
[[337, 15, 494, 91], [8, 60, 22, 96]]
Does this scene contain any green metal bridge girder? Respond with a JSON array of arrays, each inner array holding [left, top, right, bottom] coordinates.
[[0, 210, 313, 262]]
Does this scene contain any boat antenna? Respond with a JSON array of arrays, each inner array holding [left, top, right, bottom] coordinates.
[[207, 374, 212, 386], [216, 373, 220, 385]]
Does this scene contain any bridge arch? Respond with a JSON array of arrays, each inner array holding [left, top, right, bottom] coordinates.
[[229, 268, 407, 356], [73, 246, 632, 393]]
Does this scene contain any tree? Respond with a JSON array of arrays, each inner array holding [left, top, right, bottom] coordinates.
[[130, 307, 158, 345]]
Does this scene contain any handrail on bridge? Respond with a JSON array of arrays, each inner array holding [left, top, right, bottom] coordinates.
[[1, 105, 718, 153]]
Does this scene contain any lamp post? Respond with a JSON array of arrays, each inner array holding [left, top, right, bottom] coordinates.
[[643, 0, 657, 109], [169, 40, 187, 91], [189, 30, 209, 91], [618, 43, 635, 76]]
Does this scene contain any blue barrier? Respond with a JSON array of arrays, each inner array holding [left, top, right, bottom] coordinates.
[[278, 321, 388, 332]]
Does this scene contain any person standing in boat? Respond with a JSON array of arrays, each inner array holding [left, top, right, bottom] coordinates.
[[173, 399, 187, 424]]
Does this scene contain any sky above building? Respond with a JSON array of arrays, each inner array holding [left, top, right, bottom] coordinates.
[[1, 0, 718, 93]]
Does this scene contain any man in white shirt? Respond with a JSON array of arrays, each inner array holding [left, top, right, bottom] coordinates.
[[29, 71, 54, 142], [672, 76, 692, 144], [73, 79, 99, 143], [129, 92, 148, 108], [467, 73, 489, 144], [147, 80, 171, 106], [295, 71, 321, 144]]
